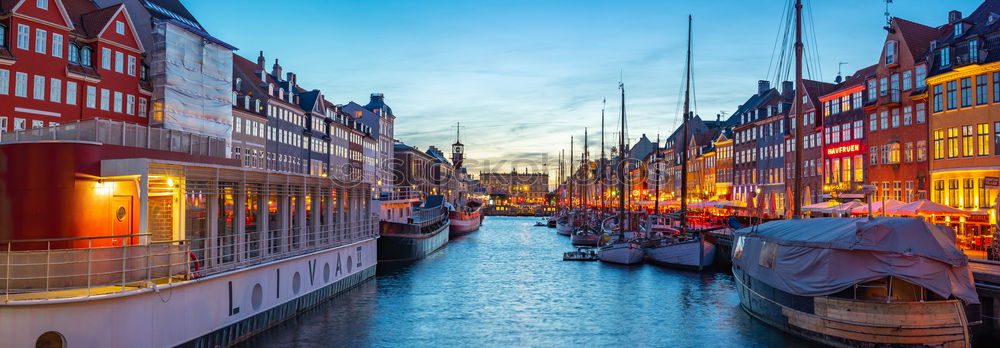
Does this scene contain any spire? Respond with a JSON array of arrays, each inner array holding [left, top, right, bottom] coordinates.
[[272, 59, 282, 80]]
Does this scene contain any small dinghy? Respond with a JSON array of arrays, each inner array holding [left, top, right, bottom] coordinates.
[[563, 247, 599, 261]]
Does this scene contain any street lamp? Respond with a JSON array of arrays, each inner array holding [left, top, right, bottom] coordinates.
[[862, 184, 877, 220]]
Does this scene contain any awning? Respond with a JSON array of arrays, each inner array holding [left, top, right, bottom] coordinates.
[[889, 199, 972, 217], [802, 200, 840, 212], [851, 199, 906, 215]]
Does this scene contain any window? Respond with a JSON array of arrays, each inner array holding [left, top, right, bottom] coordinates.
[[879, 77, 888, 96], [841, 96, 850, 112], [31, 120, 44, 129], [0, 24, 5, 49], [36, 0, 47, 9], [67, 44, 78, 63], [978, 123, 990, 156], [891, 108, 900, 128], [963, 125, 974, 157], [947, 81, 957, 110], [889, 143, 901, 164], [869, 113, 877, 131], [880, 111, 889, 130], [113, 92, 122, 113], [995, 72, 1000, 103], [933, 84, 943, 112], [996, 122, 1000, 156], [948, 127, 959, 158], [115, 21, 124, 35], [903, 106, 912, 126], [890, 73, 900, 101], [976, 74, 987, 105], [13, 118, 25, 130], [870, 146, 878, 165], [0, 117, 5, 133], [34, 29, 45, 54], [939, 47, 950, 68], [86, 86, 96, 108], [138, 98, 147, 118], [16, 25, 29, 50], [127, 56, 136, 76], [100, 88, 109, 110], [867, 79, 877, 101], [114, 51, 123, 73], [854, 120, 863, 139], [902, 70, 912, 91], [65, 81, 76, 105], [80, 47, 91, 67], [904, 142, 913, 163], [853, 155, 863, 182], [831, 125, 841, 143], [852, 92, 862, 109], [0, 69, 8, 95], [832, 158, 841, 183], [917, 140, 927, 162], [963, 179, 974, 208], [916, 64, 927, 89], [51, 34, 62, 58], [842, 123, 851, 141], [933, 180, 945, 203], [32, 75, 44, 100], [101, 48, 111, 69], [49, 78, 60, 103], [885, 41, 896, 65], [125, 94, 135, 115], [916, 103, 926, 124], [961, 78, 972, 107], [933, 130, 945, 160]]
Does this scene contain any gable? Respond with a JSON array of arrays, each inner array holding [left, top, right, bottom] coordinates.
[[96, 6, 144, 53], [12, 0, 74, 30]]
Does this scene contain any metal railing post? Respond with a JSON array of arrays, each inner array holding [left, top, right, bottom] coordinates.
[[120, 243, 127, 292], [45, 241, 51, 299], [87, 240, 92, 297], [146, 243, 152, 286], [5, 242, 10, 303]]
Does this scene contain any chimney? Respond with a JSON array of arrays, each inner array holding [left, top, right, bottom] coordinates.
[[716, 113, 721, 122], [757, 80, 770, 95], [272, 59, 282, 80], [949, 10, 962, 24], [781, 81, 793, 96], [286, 72, 296, 86], [370, 93, 384, 104], [257, 51, 265, 68]]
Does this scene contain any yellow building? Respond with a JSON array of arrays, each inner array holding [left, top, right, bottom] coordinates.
[[925, 8, 999, 247]]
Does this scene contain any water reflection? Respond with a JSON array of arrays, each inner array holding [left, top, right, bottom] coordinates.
[[239, 217, 811, 347]]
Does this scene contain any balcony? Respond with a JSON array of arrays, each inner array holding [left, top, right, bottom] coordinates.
[[0, 118, 227, 158], [880, 88, 901, 107]]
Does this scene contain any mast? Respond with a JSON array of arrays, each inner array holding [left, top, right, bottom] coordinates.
[[601, 99, 606, 213], [583, 127, 589, 209], [654, 134, 661, 216], [560, 149, 565, 207], [570, 136, 575, 210], [618, 83, 627, 240], [680, 15, 691, 233], [792, 0, 805, 219]]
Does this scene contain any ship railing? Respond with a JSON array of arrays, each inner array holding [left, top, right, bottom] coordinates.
[[0, 118, 227, 158], [0, 218, 378, 303], [374, 186, 421, 201]]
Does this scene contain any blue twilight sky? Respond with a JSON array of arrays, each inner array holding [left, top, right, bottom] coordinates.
[[188, 0, 981, 180]]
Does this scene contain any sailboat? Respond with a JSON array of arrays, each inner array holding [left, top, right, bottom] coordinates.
[[556, 136, 577, 236], [643, 15, 716, 271], [598, 82, 645, 265]]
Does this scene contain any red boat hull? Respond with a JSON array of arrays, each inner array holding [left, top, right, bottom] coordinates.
[[449, 209, 483, 237]]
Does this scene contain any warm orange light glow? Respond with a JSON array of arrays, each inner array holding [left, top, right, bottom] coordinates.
[[826, 144, 860, 156]]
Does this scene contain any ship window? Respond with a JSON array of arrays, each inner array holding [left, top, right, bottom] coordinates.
[[732, 236, 745, 260], [889, 277, 924, 302], [36, 331, 65, 348], [758, 241, 777, 268], [854, 278, 889, 302]]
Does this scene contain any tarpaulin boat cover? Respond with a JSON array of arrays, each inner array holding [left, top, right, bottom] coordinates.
[[733, 217, 979, 304]]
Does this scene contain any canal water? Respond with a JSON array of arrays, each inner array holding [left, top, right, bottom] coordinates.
[[239, 216, 812, 347]]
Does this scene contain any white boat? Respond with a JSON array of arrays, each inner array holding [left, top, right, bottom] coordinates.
[[644, 236, 716, 270], [598, 242, 645, 264], [555, 215, 575, 236]]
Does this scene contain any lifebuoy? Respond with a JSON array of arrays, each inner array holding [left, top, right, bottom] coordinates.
[[189, 252, 201, 278]]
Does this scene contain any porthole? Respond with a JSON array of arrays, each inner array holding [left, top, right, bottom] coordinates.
[[116, 206, 127, 221], [35, 331, 65, 348], [292, 272, 301, 295], [323, 263, 331, 283], [251, 283, 263, 310]]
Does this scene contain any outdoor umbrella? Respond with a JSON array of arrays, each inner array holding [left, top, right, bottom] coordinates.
[[802, 200, 840, 212], [716, 200, 747, 209], [890, 199, 971, 216], [851, 199, 905, 215], [823, 200, 864, 215]]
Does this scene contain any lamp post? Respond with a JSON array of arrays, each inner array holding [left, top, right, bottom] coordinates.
[[862, 184, 877, 221]]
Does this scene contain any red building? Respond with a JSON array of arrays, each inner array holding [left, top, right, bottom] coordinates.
[[819, 66, 876, 201], [0, 0, 149, 134], [865, 17, 941, 202], [785, 78, 836, 207]]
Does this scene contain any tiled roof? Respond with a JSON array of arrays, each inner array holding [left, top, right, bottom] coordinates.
[[67, 63, 101, 79], [79, 5, 121, 38], [930, 0, 1000, 76], [141, 0, 204, 31], [894, 17, 944, 63]]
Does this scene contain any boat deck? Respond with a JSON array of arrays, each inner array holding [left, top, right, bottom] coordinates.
[[3, 276, 184, 302]]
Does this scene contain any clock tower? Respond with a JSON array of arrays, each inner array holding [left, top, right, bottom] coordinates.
[[452, 122, 464, 169]]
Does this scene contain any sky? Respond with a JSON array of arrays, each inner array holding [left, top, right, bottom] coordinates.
[[187, 0, 983, 184]]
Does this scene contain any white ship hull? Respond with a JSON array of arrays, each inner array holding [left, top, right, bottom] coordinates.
[[598, 242, 645, 265], [556, 221, 574, 236], [0, 238, 377, 347], [645, 239, 716, 270]]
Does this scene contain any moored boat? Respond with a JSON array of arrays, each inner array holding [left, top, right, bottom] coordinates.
[[449, 199, 484, 237], [598, 241, 645, 265], [570, 228, 602, 246], [643, 235, 716, 270], [555, 215, 576, 236], [732, 217, 980, 347], [378, 195, 451, 262]]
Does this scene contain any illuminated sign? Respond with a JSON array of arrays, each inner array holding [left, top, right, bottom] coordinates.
[[826, 144, 860, 156]]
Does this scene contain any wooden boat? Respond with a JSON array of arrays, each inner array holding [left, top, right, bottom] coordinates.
[[555, 214, 576, 236], [644, 235, 716, 270], [570, 228, 602, 246], [732, 217, 980, 347], [378, 195, 451, 262], [597, 83, 645, 266], [563, 247, 599, 261], [598, 242, 645, 265], [449, 199, 483, 237]]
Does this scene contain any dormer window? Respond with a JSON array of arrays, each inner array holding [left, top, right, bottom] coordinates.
[[268, 84, 274, 95], [140, 64, 148, 81], [969, 40, 979, 62], [954, 23, 963, 37], [255, 99, 261, 112], [279, 88, 284, 99], [235, 78, 241, 90], [243, 96, 249, 109], [231, 92, 237, 105], [68, 44, 79, 63], [885, 40, 897, 65], [80, 47, 92, 67], [939, 47, 950, 68], [0, 24, 6, 49]]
